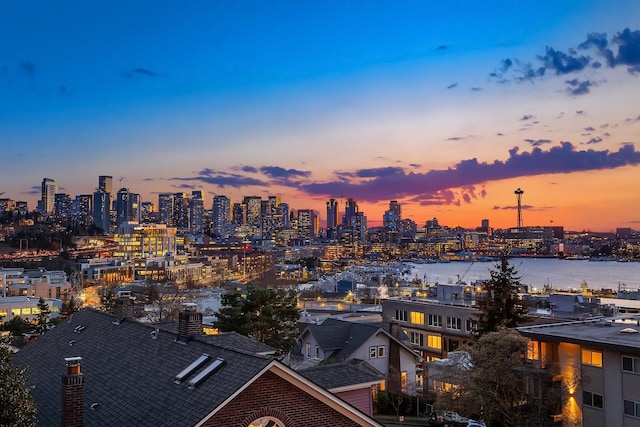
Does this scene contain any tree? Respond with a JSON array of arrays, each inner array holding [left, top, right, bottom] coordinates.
[[214, 285, 300, 353], [61, 295, 79, 318], [0, 337, 38, 426], [3, 316, 32, 337], [34, 297, 51, 335], [475, 256, 527, 335], [434, 328, 537, 426]]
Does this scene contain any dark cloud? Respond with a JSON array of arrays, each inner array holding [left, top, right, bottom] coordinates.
[[260, 166, 310, 179], [497, 132, 505, 136], [539, 47, 590, 74], [436, 45, 448, 51], [501, 58, 513, 73], [578, 32, 615, 67], [565, 78, 592, 95], [241, 166, 258, 173], [471, 87, 482, 92], [592, 61, 602, 68], [354, 167, 404, 178], [172, 168, 266, 188], [446, 83, 458, 89], [19, 61, 36, 79], [58, 85, 69, 96], [409, 163, 421, 168], [520, 115, 535, 121], [583, 137, 603, 145], [525, 138, 552, 147], [444, 136, 465, 141], [625, 115, 640, 122], [299, 142, 640, 204], [576, 110, 585, 115], [603, 132, 611, 137], [122, 67, 160, 78], [612, 28, 640, 73], [584, 126, 596, 131]]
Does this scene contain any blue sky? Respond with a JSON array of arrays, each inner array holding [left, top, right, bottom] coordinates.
[[2, 1, 640, 230]]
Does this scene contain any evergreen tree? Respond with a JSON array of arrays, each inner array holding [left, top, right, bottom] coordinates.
[[475, 256, 527, 335], [214, 285, 300, 353], [34, 297, 51, 335], [0, 336, 38, 426]]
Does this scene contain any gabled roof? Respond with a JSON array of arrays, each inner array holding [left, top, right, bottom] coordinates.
[[299, 318, 420, 361], [299, 360, 385, 392], [13, 309, 276, 426]]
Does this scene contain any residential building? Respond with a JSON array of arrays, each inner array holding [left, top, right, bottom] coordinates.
[[54, 193, 73, 220], [41, 178, 57, 214], [244, 196, 262, 226], [73, 194, 93, 226], [116, 188, 134, 227], [93, 190, 111, 233], [327, 198, 339, 239], [173, 192, 189, 230], [113, 222, 177, 259], [189, 190, 205, 233], [158, 193, 174, 226], [212, 195, 231, 237]]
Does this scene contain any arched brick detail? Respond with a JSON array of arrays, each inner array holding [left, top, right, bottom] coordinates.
[[242, 407, 292, 427]]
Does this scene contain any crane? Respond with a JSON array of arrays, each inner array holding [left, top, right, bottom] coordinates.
[[0, 192, 5, 196]]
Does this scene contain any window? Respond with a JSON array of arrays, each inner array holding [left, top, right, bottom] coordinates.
[[409, 332, 424, 346], [305, 343, 311, 358], [370, 346, 378, 359], [248, 416, 285, 427], [466, 319, 477, 332], [446, 317, 461, 330], [395, 310, 408, 322], [314, 345, 320, 359], [11, 308, 20, 316], [527, 340, 539, 361], [401, 371, 407, 390], [427, 335, 442, 349], [378, 346, 386, 358], [582, 349, 603, 367], [622, 356, 640, 373], [410, 311, 424, 325], [624, 400, 640, 418], [428, 314, 442, 327], [583, 391, 603, 408]]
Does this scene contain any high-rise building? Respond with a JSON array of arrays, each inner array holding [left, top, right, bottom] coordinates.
[[243, 196, 262, 226], [74, 194, 93, 226], [116, 188, 135, 226], [343, 198, 358, 226], [140, 201, 155, 223], [173, 192, 189, 230], [158, 193, 174, 226], [93, 190, 111, 233], [189, 191, 205, 233], [213, 195, 231, 237], [232, 202, 245, 225], [297, 209, 319, 240], [326, 198, 338, 238], [98, 176, 113, 194], [277, 203, 290, 229], [41, 178, 58, 213], [54, 193, 72, 219]]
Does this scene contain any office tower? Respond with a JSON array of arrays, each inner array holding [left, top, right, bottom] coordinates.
[[343, 198, 358, 226], [189, 191, 205, 233], [54, 193, 72, 219], [98, 176, 113, 194], [326, 198, 338, 238], [140, 201, 155, 223], [130, 193, 141, 223], [243, 196, 262, 226], [41, 178, 58, 213], [213, 195, 231, 236], [158, 193, 174, 226], [277, 202, 290, 228], [297, 209, 318, 239], [353, 212, 367, 241], [173, 192, 189, 229], [93, 190, 111, 233], [266, 196, 280, 214], [74, 194, 93, 226], [232, 202, 245, 225], [116, 188, 135, 226]]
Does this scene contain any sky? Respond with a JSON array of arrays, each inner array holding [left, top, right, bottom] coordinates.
[[1, 1, 640, 232]]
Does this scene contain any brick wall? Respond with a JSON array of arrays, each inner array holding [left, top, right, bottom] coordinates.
[[202, 370, 364, 427], [61, 374, 84, 427]]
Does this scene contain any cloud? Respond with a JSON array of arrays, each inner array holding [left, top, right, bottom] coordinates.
[[172, 168, 266, 188], [241, 166, 258, 173], [497, 132, 505, 136], [444, 136, 465, 141], [584, 126, 596, 131], [19, 61, 36, 79], [576, 110, 586, 115], [583, 137, 603, 145], [612, 28, 640, 73], [625, 115, 640, 122], [539, 47, 590, 74], [520, 115, 535, 121], [525, 138, 552, 147], [565, 78, 593, 95], [436, 45, 448, 51], [58, 85, 69, 96], [122, 67, 161, 78], [260, 166, 310, 179], [447, 83, 458, 89], [299, 142, 640, 204], [471, 87, 482, 91], [578, 32, 615, 67]]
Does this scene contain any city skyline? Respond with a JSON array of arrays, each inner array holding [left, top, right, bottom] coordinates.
[[2, 1, 640, 231]]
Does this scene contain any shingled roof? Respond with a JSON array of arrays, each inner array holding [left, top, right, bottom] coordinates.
[[299, 360, 385, 391], [12, 308, 276, 426]]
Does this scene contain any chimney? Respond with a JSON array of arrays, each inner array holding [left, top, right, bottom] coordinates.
[[114, 294, 134, 323], [62, 357, 84, 427], [389, 317, 400, 338], [177, 303, 202, 342]]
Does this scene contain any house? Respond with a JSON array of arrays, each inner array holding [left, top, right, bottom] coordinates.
[[12, 304, 384, 427], [517, 315, 640, 427], [293, 318, 421, 395]]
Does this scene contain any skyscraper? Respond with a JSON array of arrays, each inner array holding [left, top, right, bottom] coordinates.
[[343, 198, 358, 226], [213, 195, 231, 237], [189, 190, 204, 233], [326, 198, 338, 238], [173, 192, 189, 229], [158, 193, 174, 226], [98, 176, 113, 194], [54, 193, 72, 219], [41, 178, 58, 213], [116, 188, 134, 226], [74, 194, 93, 226], [93, 190, 111, 233], [243, 196, 262, 226]]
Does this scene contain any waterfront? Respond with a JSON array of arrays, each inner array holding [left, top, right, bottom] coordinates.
[[409, 258, 640, 291]]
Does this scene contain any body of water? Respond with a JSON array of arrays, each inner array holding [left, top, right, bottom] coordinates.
[[408, 258, 640, 292]]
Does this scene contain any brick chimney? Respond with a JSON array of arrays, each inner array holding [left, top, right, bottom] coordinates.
[[62, 357, 84, 427], [177, 303, 202, 342], [114, 295, 134, 323], [388, 318, 402, 393]]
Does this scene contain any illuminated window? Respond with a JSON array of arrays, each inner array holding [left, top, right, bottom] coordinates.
[[427, 335, 442, 350], [401, 371, 407, 389], [622, 356, 640, 373], [377, 346, 386, 358], [11, 308, 20, 316], [248, 416, 285, 427], [583, 390, 603, 408], [624, 400, 640, 417], [0, 309, 7, 317], [428, 314, 442, 327], [21, 308, 31, 315], [446, 317, 461, 330], [409, 332, 424, 346], [370, 346, 378, 359], [305, 343, 311, 358], [582, 349, 603, 367], [410, 311, 424, 325], [527, 340, 539, 360]]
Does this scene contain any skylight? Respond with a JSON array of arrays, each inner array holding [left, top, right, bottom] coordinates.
[[188, 358, 226, 389], [174, 354, 211, 384]]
